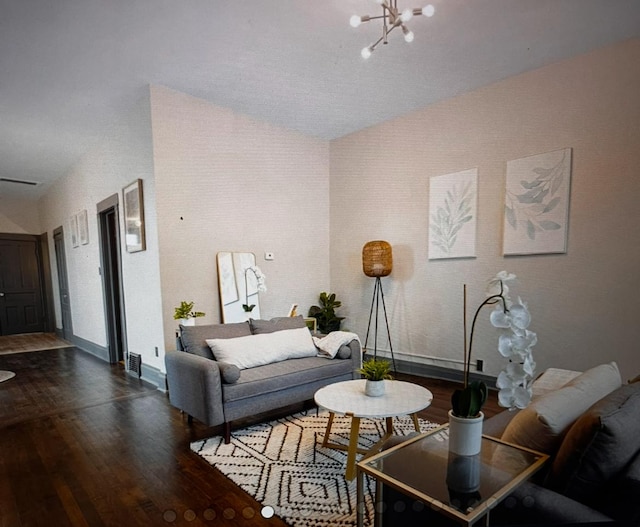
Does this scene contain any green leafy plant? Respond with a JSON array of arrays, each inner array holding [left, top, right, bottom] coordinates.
[[358, 358, 393, 381], [308, 292, 345, 333], [173, 301, 205, 320], [451, 380, 488, 418]]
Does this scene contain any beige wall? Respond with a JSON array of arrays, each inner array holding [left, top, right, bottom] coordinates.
[[150, 86, 331, 350], [0, 197, 41, 234], [330, 38, 640, 381]]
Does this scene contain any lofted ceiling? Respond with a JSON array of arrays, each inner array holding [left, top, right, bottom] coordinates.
[[1, 0, 639, 200]]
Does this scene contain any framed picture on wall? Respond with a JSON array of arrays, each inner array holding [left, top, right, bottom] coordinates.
[[78, 209, 89, 245], [123, 179, 146, 253], [428, 168, 478, 260], [70, 214, 79, 248], [503, 148, 572, 255]]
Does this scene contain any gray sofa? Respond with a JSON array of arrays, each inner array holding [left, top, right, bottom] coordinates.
[[381, 364, 640, 526], [165, 316, 361, 442]]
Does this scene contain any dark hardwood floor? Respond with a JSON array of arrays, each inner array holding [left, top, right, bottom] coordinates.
[[0, 348, 502, 527]]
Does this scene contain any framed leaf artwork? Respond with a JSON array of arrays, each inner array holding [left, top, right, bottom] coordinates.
[[428, 168, 478, 260], [503, 148, 572, 255]]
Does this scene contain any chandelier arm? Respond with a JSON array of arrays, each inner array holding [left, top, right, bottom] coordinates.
[[370, 35, 385, 52]]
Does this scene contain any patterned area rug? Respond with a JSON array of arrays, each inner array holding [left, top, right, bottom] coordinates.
[[191, 408, 438, 526]]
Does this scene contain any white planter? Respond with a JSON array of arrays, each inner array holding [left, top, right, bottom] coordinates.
[[365, 379, 386, 397], [179, 318, 196, 326], [448, 410, 484, 456]]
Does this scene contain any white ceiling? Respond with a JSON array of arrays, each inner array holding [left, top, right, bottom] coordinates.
[[1, 0, 639, 200]]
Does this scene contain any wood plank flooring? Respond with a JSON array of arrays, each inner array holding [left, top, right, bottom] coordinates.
[[0, 347, 502, 527]]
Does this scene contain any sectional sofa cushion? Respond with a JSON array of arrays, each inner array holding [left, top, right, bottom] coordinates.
[[250, 315, 306, 334], [180, 321, 251, 359], [501, 362, 621, 454], [206, 327, 317, 369], [549, 381, 640, 505]]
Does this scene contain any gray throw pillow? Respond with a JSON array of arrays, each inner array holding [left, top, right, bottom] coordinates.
[[250, 315, 306, 334], [217, 361, 241, 384], [180, 322, 252, 359], [550, 382, 640, 504], [336, 344, 352, 360]]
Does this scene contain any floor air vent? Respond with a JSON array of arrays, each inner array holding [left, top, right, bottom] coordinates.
[[128, 352, 142, 377]]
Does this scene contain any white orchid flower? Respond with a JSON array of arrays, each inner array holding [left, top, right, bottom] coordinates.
[[508, 299, 531, 330], [490, 306, 511, 328], [488, 271, 516, 303]]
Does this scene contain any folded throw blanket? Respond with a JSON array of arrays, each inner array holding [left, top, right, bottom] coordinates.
[[313, 331, 361, 359]]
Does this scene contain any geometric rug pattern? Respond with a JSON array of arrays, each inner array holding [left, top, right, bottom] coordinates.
[[191, 407, 438, 527]]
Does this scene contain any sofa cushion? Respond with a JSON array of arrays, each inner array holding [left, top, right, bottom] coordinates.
[[180, 321, 252, 359], [250, 316, 306, 334], [549, 381, 640, 505], [206, 327, 317, 369], [222, 355, 355, 403], [501, 362, 621, 454]]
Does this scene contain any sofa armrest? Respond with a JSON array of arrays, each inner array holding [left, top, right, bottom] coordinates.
[[346, 338, 362, 375], [165, 351, 225, 427]]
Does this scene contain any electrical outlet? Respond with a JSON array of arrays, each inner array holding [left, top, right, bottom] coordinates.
[[476, 359, 484, 372], [155, 346, 159, 357]]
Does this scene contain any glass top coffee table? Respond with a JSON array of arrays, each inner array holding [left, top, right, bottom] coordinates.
[[356, 425, 549, 526], [314, 379, 433, 481]]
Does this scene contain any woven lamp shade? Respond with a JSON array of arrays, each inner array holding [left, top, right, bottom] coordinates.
[[362, 241, 392, 277]]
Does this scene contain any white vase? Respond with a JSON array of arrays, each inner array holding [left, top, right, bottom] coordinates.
[[365, 379, 386, 397], [448, 410, 484, 456], [180, 318, 195, 326]]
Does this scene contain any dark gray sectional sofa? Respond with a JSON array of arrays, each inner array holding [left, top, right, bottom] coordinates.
[[381, 364, 640, 526], [165, 316, 360, 442]]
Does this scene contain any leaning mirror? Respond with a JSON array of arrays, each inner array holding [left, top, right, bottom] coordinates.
[[217, 252, 262, 323]]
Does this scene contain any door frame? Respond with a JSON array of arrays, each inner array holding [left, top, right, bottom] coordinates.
[[53, 226, 73, 340], [97, 194, 128, 364]]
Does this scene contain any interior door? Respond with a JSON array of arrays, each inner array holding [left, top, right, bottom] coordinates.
[[98, 196, 127, 364], [53, 228, 73, 340], [0, 235, 45, 335]]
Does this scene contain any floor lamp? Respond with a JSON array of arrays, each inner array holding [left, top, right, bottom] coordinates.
[[362, 240, 397, 372]]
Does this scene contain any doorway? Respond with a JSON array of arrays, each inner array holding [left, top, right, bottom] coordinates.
[[98, 195, 127, 364], [0, 234, 46, 335], [53, 227, 73, 340]]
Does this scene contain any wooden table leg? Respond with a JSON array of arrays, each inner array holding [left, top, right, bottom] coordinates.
[[322, 412, 335, 448], [345, 415, 361, 481], [411, 413, 421, 432]]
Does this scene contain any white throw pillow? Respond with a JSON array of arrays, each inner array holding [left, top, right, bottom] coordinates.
[[206, 327, 317, 370], [501, 361, 622, 454]]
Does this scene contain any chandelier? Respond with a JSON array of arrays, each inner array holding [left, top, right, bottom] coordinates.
[[350, 0, 435, 59]]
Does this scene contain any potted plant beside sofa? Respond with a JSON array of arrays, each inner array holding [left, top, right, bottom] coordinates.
[[308, 292, 345, 333], [174, 301, 205, 326]]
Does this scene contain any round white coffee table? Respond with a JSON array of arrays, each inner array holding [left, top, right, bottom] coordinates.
[[314, 379, 433, 480]]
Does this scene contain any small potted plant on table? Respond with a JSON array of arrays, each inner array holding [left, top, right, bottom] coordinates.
[[358, 358, 393, 397]]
